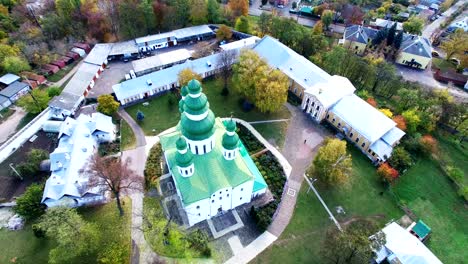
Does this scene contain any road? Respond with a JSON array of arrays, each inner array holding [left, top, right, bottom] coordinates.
[[422, 0, 467, 39]]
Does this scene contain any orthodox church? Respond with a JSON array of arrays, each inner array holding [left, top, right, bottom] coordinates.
[[159, 79, 267, 226]]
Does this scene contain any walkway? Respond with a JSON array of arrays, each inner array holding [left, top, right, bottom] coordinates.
[[119, 109, 146, 147], [0, 107, 26, 144], [225, 104, 328, 263]]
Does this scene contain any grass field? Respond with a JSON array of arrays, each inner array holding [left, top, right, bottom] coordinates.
[[125, 78, 291, 135], [252, 121, 290, 149], [0, 199, 132, 264], [47, 61, 78, 82], [253, 146, 402, 263], [120, 119, 136, 150], [391, 150, 468, 262], [432, 58, 457, 72]]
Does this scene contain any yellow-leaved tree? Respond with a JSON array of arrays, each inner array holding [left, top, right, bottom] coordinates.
[[178, 68, 202, 87], [255, 69, 288, 113]]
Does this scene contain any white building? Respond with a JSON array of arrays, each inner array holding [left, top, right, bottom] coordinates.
[[159, 80, 267, 226], [41, 113, 116, 207], [374, 222, 443, 264], [448, 16, 468, 32]]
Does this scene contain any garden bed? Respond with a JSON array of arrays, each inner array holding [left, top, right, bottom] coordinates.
[[144, 143, 163, 190]]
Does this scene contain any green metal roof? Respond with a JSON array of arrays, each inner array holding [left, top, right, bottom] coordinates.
[[180, 111, 216, 140], [183, 94, 209, 115], [175, 150, 193, 167], [160, 118, 268, 206], [187, 79, 202, 94], [225, 119, 236, 132], [181, 85, 188, 96], [178, 99, 184, 113], [222, 133, 239, 150], [412, 220, 431, 239], [176, 137, 187, 150]]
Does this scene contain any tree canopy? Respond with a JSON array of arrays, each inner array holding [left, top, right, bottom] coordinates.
[[97, 94, 120, 116], [403, 16, 424, 35], [13, 183, 46, 221], [440, 29, 468, 61], [178, 68, 202, 87], [310, 138, 352, 186], [17, 88, 50, 114]]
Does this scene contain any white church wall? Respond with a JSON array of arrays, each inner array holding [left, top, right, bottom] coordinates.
[[209, 187, 233, 217], [186, 134, 216, 155], [185, 198, 210, 226], [231, 180, 254, 209]]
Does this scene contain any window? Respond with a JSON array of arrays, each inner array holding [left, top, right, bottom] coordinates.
[[361, 143, 366, 147], [312, 102, 315, 107], [203, 145, 206, 153], [332, 118, 335, 123], [241, 188, 243, 191], [228, 152, 231, 158], [196, 206, 200, 209], [326, 114, 329, 119], [338, 123, 341, 127], [316, 106, 319, 111], [219, 191, 222, 194], [212, 200, 214, 203], [195, 146, 199, 154], [198, 213, 201, 216], [372, 152, 376, 156], [349, 132, 353, 138], [240, 197, 243, 200], [227, 194, 229, 197], [355, 138, 359, 143], [219, 197, 222, 200], [368, 149, 371, 153]]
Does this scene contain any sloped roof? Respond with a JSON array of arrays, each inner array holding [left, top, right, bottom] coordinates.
[[305, 75, 356, 108], [49, 92, 82, 111], [0, 94, 9, 104], [330, 94, 396, 143], [411, 220, 431, 239], [372, 19, 403, 31], [0, 73, 20, 85], [160, 118, 266, 206], [84, 43, 112, 66], [132, 48, 191, 73], [220, 36, 261, 51], [135, 31, 176, 45], [253, 36, 330, 90], [370, 139, 393, 159], [173, 25, 214, 40], [62, 63, 100, 96], [382, 127, 405, 146], [0, 81, 29, 98], [400, 35, 432, 58], [344, 25, 370, 44], [376, 222, 442, 264]]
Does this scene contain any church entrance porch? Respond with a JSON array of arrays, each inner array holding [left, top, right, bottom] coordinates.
[[207, 210, 244, 239]]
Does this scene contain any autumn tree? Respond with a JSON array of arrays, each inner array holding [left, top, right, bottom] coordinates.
[[403, 16, 424, 35], [440, 29, 468, 61], [321, 10, 334, 30], [229, 0, 248, 18], [309, 138, 352, 186], [86, 154, 142, 216], [207, 0, 221, 23], [2, 56, 30, 74], [233, 50, 264, 102], [178, 68, 202, 87], [402, 109, 420, 134], [388, 147, 412, 172], [235, 16, 251, 34], [419, 135, 438, 155], [255, 69, 288, 112], [216, 49, 237, 94], [216, 25, 233, 41], [379, 108, 393, 118], [17, 88, 50, 114], [190, 0, 208, 25], [37, 207, 99, 264], [321, 219, 385, 264], [97, 94, 120, 116], [366, 97, 378, 107], [393, 115, 407, 131], [377, 163, 399, 184]]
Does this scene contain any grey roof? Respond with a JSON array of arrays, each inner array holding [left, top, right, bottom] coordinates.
[[173, 25, 214, 40], [0, 81, 29, 98], [370, 139, 393, 160], [84, 43, 112, 65], [114, 52, 232, 101], [49, 92, 82, 110], [344, 25, 371, 44], [330, 94, 396, 143], [400, 35, 432, 58], [0, 73, 20, 85], [109, 40, 139, 56], [62, 63, 101, 96], [132, 49, 191, 73], [253, 36, 330, 90], [135, 31, 176, 45], [382, 127, 405, 146], [0, 94, 9, 104]]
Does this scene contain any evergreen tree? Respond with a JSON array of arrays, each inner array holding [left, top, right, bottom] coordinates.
[[372, 28, 388, 45], [386, 23, 397, 46], [207, 0, 220, 23], [394, 31, 403, 49], [137, 110, 145, 122]]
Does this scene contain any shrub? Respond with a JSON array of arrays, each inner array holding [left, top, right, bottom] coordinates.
[[446, 166, 464, 183], [186, 230, 211, 257], [458, 185, 468, 201], [97, 94, 119, 115], [388, 147, 412, 172], [16, 149, 48, 178], [13, 183, 46, 221], [237, 123, 263, 153], [250, 201, 278, 231], [136, 110, 145, 122], [366, 97, 378, 107], [419, 135, 438, 155], [393, 115, 407, 131], [379, 108, 393, 118], [144, 143, 163, 190], [377, 163, 399, 184]]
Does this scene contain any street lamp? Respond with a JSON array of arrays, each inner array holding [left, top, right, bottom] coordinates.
[[9, 163, 23, 180]]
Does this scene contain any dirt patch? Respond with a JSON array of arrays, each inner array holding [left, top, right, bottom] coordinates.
[[340, 214, 386, 227], [0, 107, 26, 144], [0, 131, 57, 201]]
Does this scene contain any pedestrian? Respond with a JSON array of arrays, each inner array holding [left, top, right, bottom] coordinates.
[[304, 139, 307, 144]]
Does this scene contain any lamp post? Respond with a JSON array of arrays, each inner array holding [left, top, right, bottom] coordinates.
[[10, 163, 23, 180]]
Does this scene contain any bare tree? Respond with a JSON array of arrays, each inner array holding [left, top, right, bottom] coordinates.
[[86, 154, 142, 216], [216, 49, 237, 92]]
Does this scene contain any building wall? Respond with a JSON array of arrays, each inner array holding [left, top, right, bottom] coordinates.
[[288, 79, 307, 99], [231, 180, 254, 209], [343, 40, 367, 55], [301, 94, 327, 122], [396, 52, 431, 69], [186, 134, 216, 155]]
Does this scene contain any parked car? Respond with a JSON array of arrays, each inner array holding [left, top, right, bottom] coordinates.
[[431, 50, 440, 57]]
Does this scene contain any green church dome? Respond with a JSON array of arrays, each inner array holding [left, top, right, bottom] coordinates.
[[181, 85, 189, 96], [187, 79, 202, 95], [178, 99, 185, 113], [180, 111, 216, 140], [183, 94, 209, 115], [222, 132, 239, 150], [176, 150, 193, 167], [225, 119, 236, 132], [176, 137, 187, 150]]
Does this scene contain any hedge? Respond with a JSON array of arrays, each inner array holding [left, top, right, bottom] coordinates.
[[144, 143, 163, 190]]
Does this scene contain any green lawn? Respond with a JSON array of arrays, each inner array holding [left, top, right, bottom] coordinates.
[[16, 113, 38, 131], [391, 157, 468, 263], [120, 119, 136, 150], [252, 121, 289, 149], [47, 61, 78, 82], [0, 199, 132, 264], [0, 225, 55, 264], [432, 58, 457, 72], [254, 146, 402, 263], [436, 133, 468, 184], [125, 78, 291, 135]]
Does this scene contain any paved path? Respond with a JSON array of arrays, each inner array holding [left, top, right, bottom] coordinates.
[[119, 109, 146, 147], [249, 119, 290, 124], [422, 0, 467, 39], [0, 107, 26, 144]]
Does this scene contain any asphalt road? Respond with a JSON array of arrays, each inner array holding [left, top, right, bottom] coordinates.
[[422, 0, 467, 39]]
